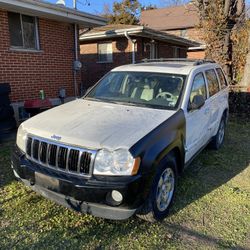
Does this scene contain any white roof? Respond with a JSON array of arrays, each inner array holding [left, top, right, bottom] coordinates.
[[112, 62, 194, 75], [0, 0, 106, 27]]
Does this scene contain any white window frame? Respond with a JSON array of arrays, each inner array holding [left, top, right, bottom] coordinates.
[[97, 42, 113, 63]]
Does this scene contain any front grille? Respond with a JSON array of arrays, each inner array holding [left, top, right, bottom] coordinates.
[[26, 136, 95, 175]]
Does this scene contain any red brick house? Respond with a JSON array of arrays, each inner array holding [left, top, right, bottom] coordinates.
[[0, 0, 105, 120], [80, 24, 198, 87], [140, 3, 206, 59]]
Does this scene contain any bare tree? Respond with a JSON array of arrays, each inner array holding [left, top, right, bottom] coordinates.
[[195, 0, 246, 82]]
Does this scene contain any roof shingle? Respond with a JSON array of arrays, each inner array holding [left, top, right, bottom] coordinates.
[[140, 3, 199, 30]]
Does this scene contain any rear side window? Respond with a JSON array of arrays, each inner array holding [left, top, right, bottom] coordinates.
[[205, 69, 220, 97], [189, 73, 207, 103], [216, 68, 227, 89]]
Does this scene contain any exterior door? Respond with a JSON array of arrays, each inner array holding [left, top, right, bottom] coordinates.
[[204, 69, 222, 137], [185, 72, 210, 163]]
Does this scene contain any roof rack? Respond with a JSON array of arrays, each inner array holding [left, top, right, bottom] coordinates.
[[138, 58, 216, 66]]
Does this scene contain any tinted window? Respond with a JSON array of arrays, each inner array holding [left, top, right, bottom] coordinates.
[[205, 69, 220, 97], [189, 73, 207, 103], [216, 68, 227, 89]]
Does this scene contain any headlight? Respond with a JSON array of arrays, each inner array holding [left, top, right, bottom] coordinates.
[[16, 124, 27, 153], [93, 149, 140, 176]]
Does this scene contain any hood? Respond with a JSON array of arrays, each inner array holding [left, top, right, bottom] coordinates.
[[22, 99, 176, 150]]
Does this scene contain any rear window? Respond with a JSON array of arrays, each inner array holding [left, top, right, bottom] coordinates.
[[205, 69, 220, 97], [216, 68, 227, 89]]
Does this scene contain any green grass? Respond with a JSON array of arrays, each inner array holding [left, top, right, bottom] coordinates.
[[0, 117, 249, 250]]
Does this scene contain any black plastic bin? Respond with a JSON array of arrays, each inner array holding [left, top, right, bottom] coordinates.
[[0, 83, 16, 142]]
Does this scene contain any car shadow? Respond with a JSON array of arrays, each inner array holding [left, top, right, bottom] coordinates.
[[169, 116, 250, 217]]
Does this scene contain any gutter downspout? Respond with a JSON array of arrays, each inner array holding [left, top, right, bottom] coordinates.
[[73, 23, 78, 97], [73, 0, 78, 97], [125, 31, 136, 64]]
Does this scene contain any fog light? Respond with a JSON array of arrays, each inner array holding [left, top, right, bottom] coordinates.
[[106, 190, 123, 206], [111, 190, 123, 203]]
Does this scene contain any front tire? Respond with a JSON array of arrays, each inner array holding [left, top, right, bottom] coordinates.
[[210, 116, 226, 150], [136, 155, 177, 222]]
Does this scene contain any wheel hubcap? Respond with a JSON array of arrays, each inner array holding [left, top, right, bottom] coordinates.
[[156, 168, 175, 212]]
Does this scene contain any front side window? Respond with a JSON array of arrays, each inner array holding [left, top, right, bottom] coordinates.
[[189, 73, 207, 104], [216, 68, 227, 89], [8, 12, 39, 50], [98, 42, 113, 62], [86, 71, 186, 110], [205, 69, 220, 97]]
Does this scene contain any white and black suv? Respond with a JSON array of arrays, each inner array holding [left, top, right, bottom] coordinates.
[[12, 59, 229, 222]]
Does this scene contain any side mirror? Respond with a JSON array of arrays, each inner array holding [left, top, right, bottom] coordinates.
[[188, 95, 205, 111]]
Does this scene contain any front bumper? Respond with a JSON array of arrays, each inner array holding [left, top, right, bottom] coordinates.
[[11, 146, 146, 220]]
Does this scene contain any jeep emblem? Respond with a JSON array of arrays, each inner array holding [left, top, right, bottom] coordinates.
[[51, 134, 62, 141]]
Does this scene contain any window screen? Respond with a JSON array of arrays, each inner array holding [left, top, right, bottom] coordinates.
[[216, 68, 227, 89], [8, 12, 39, 50], [22, 15, 36, 49], [190, 73, 207, 103], [98, 42, 113, 62], [205, 69, 220, 97]]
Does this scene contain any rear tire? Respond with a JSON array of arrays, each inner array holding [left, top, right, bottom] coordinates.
[[136, 154, 177, 222], [210, 116, 226, 150]]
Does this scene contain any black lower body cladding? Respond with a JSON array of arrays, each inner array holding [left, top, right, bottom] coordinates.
[[11, 146, 147, 220]]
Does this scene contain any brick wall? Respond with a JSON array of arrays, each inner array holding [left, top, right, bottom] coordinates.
[[166, 28, 204, 44], [80, 37, 188, 86], [187, 50, 206, 59], [0, 9, 80, 102]]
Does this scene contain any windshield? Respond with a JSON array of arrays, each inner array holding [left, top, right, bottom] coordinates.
[[85, 71, 186, 110]]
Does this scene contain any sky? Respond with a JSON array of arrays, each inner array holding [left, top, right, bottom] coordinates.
[[46, 0, 189, 14], [47, 0, 250, 14]]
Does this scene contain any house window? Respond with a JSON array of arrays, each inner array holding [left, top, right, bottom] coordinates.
[[98, 42, 113, 62], [173, 47, 181, 58], [8, 12, 39, 50]]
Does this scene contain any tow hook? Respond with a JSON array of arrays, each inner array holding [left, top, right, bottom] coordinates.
[[30, 179, 35, 186]]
